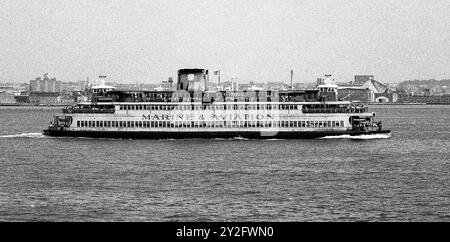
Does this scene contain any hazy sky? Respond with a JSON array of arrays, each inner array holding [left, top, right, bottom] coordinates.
[[1, 0, 449, 84]]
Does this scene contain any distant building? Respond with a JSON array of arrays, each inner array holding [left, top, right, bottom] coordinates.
[[77, 80, 89, 92], [338, 87, 374, 103], [29, 73, 61, 93], [336, 75, 396, 103], [29, 92, 60, 104], [361, 79, 388, 94], [0, 84, 14, 93], [354, 75, 374, 85], [360, 78, 395, 102], [375, 92, 398, 103], [0, 92, 16, 103]]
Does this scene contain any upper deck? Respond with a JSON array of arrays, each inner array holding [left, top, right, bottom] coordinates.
[[62, 101, 368, 114], [93, 89, 321, 103], [66, 84, 367, 114]]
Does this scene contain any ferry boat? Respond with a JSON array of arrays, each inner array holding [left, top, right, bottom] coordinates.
[[43, 69, 391, 139]]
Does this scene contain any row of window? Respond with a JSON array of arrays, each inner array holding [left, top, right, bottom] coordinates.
[[119, 104, 302, 111], [77, 120, 345, 128]]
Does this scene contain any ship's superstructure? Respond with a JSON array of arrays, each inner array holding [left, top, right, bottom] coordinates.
[[43, 69, 390, 139]]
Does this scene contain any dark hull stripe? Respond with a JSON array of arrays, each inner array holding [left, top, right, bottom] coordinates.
[[43, 130, 391, 139]]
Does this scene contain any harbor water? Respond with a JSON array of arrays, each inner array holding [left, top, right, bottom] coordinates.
[[0, 105, 448, 221]]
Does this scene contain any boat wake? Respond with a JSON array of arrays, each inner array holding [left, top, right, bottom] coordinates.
[[319, 133, 391, 140], [232, 136, 250, 140], [0, 132, 46, 138]]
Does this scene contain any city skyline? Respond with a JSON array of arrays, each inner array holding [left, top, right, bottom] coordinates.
[[1, 0, 449, 84], [1, 71, 450, 87]]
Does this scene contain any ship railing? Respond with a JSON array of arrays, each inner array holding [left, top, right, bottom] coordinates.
[[302, 108, 368, 113], [62, 107, 115, 114]]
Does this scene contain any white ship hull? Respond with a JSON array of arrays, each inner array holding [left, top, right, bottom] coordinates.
[[44, 101, 389, 139]]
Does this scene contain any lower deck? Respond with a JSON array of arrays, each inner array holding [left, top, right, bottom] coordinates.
[[43, 129, 391, 139]]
